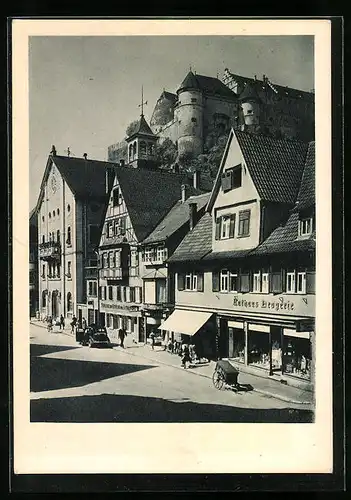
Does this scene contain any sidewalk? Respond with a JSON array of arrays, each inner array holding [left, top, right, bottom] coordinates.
[[30, 320, 313, 406]]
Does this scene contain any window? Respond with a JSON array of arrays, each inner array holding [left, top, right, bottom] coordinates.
[[89, 259, 97, 267], [122, 287, 127, 302], [67, 204, 71, 213], [49, 212, 51, 219], [57, 230, 60, 243], [177, 273, 185, 291], [42, 216, 45, 222], [66, 227, 71, 245], [286, 272, 296, 293], [103, 253, 108, 268], [184, 272, 204, 291], [156, 247, 165, 262], [232, 166, 242, 188], [88, 282, 93, 296], [42, 291, 47, 308], [185, 273, 192, 291], [130, 250, 138, 267], [297, 272, 306, 294], [192, 274, 198, 291], [42, 264, 46, 278], [107, 221, 114, 238], [240, 273, 250, 293], [89, 225, 100, 244], [215, 214, 235, 240], [238, 210, 250, 237], [191, 98, 197, 103], [112, 188, 120, 207], [221, 170, 232, 192], [191, 117, 197, 123], [108, 286, 113, 300], [42, 235, 45, 244], [67, 261, 72, 278], [57, 208, 60, 216], [53, 210, 56, 217], [148, 143, 154, 156], [140, 141, 147, 156], [67, 292, 72, 311], [116, 286, 121, 301], [220, 270, 229, 292], [229, 273, 239, 292], [57, 264, 61, 278], [156, 280, 167, 303], [114, 250, 121, 268], [109, 251, 114, 268], [253, 272, 261, 293], [261, 273, 269, 294], [298, 217, 313, 237], [271, 271, 283, 294], [144, 247, 154, 262]]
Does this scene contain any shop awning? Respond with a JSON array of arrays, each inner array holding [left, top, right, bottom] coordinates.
[[158, 309, 212, 336]]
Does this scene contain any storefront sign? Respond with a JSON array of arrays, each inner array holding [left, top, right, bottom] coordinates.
[[233, 295, 296, 312], [101, 302, 139, 314]]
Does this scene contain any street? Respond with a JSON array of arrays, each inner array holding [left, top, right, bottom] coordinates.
[[30, 323, 313, 423]]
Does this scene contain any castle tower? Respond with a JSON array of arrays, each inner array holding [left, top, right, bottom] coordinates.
[[125, 114, 158, 169], [238, 83, 261, 131], [175, 71, 204, 157]]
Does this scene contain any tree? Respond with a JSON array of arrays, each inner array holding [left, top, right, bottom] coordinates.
[[125, 120, 139, 137], [154, 138, 178, 169]]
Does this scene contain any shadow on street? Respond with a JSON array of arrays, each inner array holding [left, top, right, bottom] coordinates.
[[31, 392, 314, 423], [31, 344, 82, 357], [31, 346, 155, 393]]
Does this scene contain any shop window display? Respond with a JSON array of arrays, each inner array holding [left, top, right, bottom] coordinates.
[[228, 327, 245, 362], [282, 335, 311, 380], [248, 330, 270, 369]]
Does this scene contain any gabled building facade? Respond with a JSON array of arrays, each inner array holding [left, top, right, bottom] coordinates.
[[96, 161, 198, 344], [36, 149, 110, 324], [165, 129, 315, 391], [139, 181, 210, 338]]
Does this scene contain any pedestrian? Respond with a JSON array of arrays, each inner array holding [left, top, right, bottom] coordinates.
[[181, 342, 191, 369], [59, 314, 65, 330], [149, 330, 156, 350], [82, 317, 87, 331], [118, 328, 127, 348], [47, 316, 53, 333], [70, 315, 77, 334]]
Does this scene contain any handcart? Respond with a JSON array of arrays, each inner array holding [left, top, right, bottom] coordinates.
[[212, 359, 240, 391]]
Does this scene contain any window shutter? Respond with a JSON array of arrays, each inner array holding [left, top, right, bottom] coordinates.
[[177, 273, 185, 291], [215, 218, 221, 240], [240, 273, 250, 293], [212, 271, 219, 292], [281, 269, 287, 293], [197, 272, 204, 292], [229, 214, 236, 238], [306, 271, 315, 294]]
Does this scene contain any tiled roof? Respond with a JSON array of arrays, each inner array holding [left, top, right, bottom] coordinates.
[[167, 212, 213, 263], [203, 250, 250, 261], [162, 91, 177, 102], [235, 130, 309, 204], [142, 192, 210, 244], [150, 91, 177, 127], [127, 115, 155, 139], [116, 167, 192, 242], [250, 211, 315, 255], [178, 71, 237, 99], [224, 71, 314, 102], [52, 155, 112, 200], [296, 141, 315, 210]]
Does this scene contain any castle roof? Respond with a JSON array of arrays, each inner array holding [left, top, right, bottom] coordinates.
[[178, 71, 237, 99], [238, 82, 262, 102], [127, 114, 155, 140], [150, 91, 177, 128], [296, 141, 315, 211]]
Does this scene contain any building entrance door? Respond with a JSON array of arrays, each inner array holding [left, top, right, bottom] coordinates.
[[51, 291, 58, 319]]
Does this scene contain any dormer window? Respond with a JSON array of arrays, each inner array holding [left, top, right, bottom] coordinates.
[[221, 164, 242, 192], [298, 217, 313, 237], [215, 214, 236, 240]]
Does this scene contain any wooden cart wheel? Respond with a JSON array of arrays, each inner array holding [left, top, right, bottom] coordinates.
[[212, 370, 225, 390]]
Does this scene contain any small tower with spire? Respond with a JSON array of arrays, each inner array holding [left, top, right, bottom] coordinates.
[[125, 86, 159, 169], [238, 82, 262, 131]]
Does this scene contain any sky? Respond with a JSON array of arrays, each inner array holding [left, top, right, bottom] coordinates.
[[29, 35, 314, 209]]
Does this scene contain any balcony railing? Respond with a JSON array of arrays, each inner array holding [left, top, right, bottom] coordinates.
[[39, 241, 61, 261], [85, 266, 98, 279]]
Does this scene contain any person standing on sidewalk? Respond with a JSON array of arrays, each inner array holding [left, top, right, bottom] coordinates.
[[70, 315, 77, 334], [82, 317, 87, 331], [180, 342, 191, 369], [118, 328, 127, 348], [149, 331, 156, 350], [59, 314, 65, 330]]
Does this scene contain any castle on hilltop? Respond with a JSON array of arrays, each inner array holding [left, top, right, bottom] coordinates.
[[108, 67, 314, 164]]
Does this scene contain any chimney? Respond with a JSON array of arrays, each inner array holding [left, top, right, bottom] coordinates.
[[181, 184, 189, 203], [83, 153, 88, 160], [193, 170, 200, 189], [120, 159, 125, 167], [51, 145, 57, 156], [189, 203, 197, 231]]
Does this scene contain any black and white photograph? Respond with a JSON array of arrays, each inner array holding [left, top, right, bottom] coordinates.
[[12, 19, 333, 476]]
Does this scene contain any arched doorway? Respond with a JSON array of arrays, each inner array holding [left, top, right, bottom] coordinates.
[[51, 290, 59, 319]]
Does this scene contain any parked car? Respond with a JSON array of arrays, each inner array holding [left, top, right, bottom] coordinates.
[[84, 327, 112, 348]]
